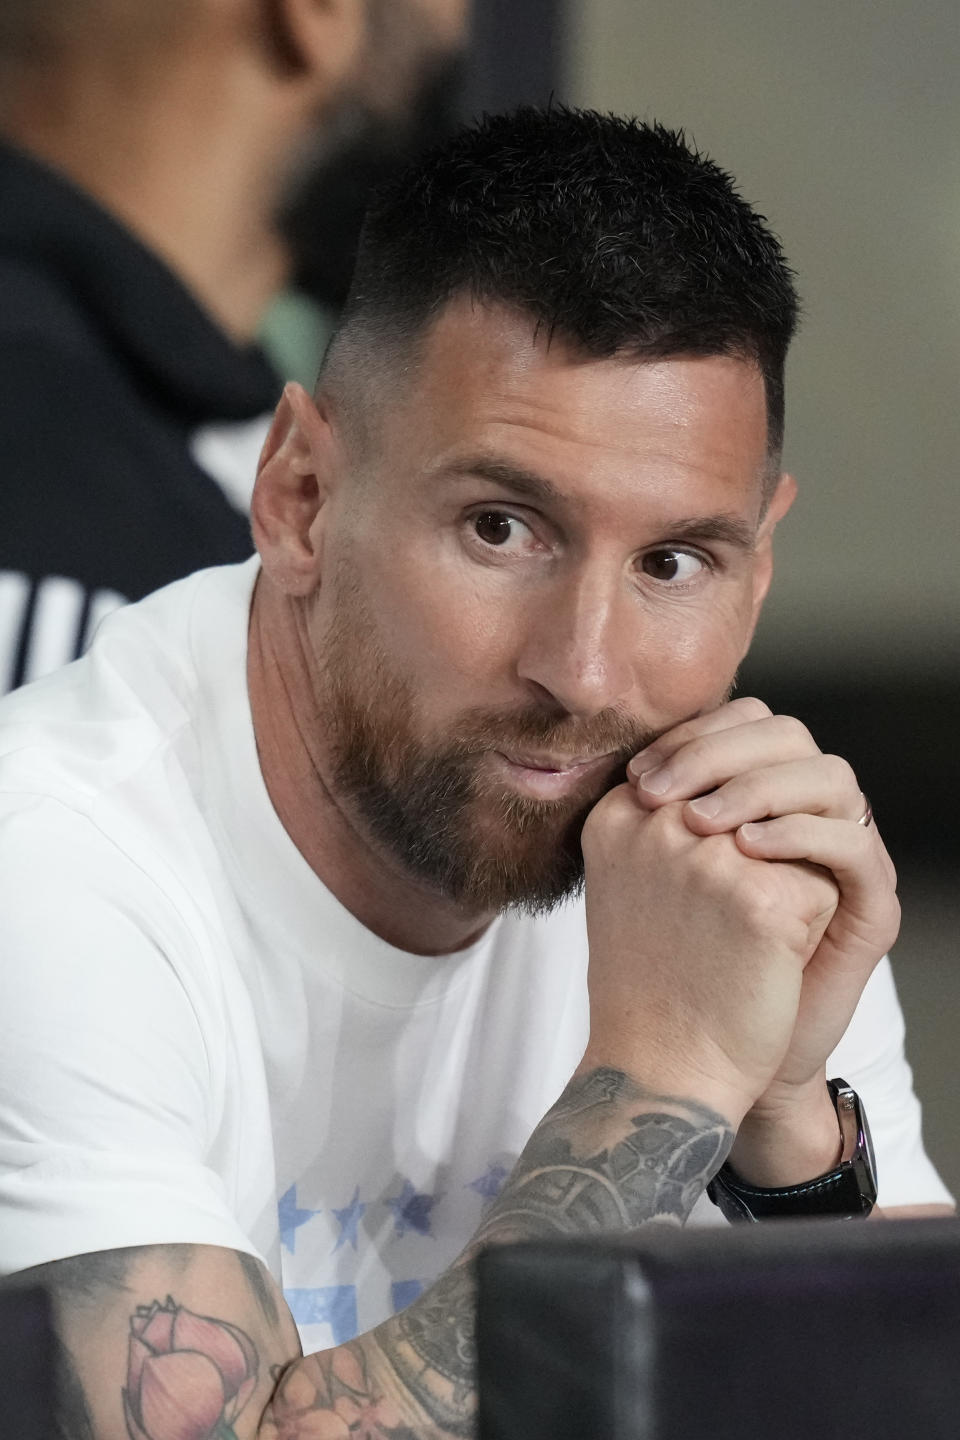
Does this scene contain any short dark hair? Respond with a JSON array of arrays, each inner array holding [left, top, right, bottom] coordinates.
[[324, 105, 799, 460]]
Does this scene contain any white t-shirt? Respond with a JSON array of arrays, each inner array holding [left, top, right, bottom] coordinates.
[[0, 560, 951, 1351]]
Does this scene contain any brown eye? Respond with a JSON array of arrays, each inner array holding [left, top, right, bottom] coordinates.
[[474, 512, 514, 546], [641, 549, 704, 582]]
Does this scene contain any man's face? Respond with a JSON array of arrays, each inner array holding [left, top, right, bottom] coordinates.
[[350, 0, 469, 123], [280, 0, 469, 297], [309, 299, 787, 915]]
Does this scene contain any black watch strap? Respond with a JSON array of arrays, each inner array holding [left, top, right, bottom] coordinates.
[[707, 1079, 878, 1222]]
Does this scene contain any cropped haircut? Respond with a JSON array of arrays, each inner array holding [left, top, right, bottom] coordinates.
[[322, 106, 800, 466]]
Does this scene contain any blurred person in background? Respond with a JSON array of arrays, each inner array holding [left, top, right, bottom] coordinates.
[[0, 0, 470, 693]]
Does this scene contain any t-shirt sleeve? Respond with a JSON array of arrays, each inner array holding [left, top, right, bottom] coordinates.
[[827, 956, 953, 1210], [0, 796, 261, 1274]]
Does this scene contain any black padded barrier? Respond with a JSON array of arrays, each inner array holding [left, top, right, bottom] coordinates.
[[0, 1285, 56, 1439], [477, 1216, 960, 1440]]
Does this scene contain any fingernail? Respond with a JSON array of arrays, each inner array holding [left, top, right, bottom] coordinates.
[[627, 752, 652, 777], [740, 823, 764, 841], [638, 767, 671, 796], [688, 794, 721, 819]]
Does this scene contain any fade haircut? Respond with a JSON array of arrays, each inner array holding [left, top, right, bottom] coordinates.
[[320, 105, 799, 471]]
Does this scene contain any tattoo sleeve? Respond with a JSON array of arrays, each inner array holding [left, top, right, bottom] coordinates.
[[312, 1066, 733, 1439], [9, 1077, 730, 1440]]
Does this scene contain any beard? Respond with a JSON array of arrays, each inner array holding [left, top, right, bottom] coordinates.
[[320, 587, 658, 917], [278, 40, 465, 310]]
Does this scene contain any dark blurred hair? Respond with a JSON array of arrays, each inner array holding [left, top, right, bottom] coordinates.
[[325, 105, 799, 457]]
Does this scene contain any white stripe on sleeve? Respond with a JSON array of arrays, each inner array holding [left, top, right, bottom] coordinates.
[[82, 587, 125, 652], [21, 575, 87, 683], [0, 571, 31, 692]]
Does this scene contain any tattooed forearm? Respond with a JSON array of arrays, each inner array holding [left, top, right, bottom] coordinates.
[[375, 1066, 733, 1437], [6, 1077, 730, 1440], [477, 1066, 733, 1240], [264, 1342, 419, 1439], [122, 1295, 261, 1439], [379, 1266, 478, 1438]]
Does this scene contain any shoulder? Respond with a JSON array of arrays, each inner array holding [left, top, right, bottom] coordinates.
[[0, 581, 209, 918], [0, 319, 254, 602], [0, 564, 254, 934], [0, 250, 100, 355]]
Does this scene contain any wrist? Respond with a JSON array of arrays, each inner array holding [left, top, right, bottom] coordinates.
[[711, 1079, 878, 1222], [575, 1042, 748, 1133], [729, 1075, 841, 1188]]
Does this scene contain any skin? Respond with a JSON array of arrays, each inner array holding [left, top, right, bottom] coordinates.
[[249, 295, 908, 1177], [0, 0, 470, 340], [11, 296, 946, 1440], [249, 299, 793, 952]]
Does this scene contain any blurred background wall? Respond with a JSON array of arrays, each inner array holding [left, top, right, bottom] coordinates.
[[563, 0, 960, 1199]]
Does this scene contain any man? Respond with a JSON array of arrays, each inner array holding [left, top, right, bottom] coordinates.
[[0, 108, 950, 1440], [0, 0, 468, 691]]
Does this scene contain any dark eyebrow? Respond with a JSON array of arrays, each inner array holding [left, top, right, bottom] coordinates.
[[660, 514, 757, 551], [443, 455, 757, 551], [443, 457, 565, 506]]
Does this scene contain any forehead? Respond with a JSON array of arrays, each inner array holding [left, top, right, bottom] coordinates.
[[375, 297, 771, 522]]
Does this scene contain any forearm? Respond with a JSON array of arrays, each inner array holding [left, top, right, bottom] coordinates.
[[264, 1065, 734, 1440]]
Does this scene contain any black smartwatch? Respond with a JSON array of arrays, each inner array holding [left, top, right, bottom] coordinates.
[[707, 1079, 878, 1222]]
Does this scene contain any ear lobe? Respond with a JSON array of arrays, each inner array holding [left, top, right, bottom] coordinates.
[[251, 382, 335, 595]]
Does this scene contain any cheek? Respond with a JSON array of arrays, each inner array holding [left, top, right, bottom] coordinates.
[[634, 592, 755, 716], [356, 556, 515, 696]]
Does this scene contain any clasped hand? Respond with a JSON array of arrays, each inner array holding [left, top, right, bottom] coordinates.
[[580, 696, 900, 1133]]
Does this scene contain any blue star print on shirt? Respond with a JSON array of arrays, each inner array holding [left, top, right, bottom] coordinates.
[[278, 1183, 318, 1254], [386, 1178, 439, 1238], [332, 1187, 367, 1251], [466, 1163, 509, 1201]]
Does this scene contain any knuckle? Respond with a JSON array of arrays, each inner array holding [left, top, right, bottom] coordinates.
[[645, 798, 689, 839], [822, 752, 856, 791], [693, 830, 747, 888], [718, 769, 760, 807], [773, 713, 815, 751], [582, 784, 646, 853], [653, 719, 696, 754], [732, 695, 772, 721]]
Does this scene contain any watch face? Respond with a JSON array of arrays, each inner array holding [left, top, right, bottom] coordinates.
[[854, 1106, 879, 1206], [831, 1079, 879, 1207]]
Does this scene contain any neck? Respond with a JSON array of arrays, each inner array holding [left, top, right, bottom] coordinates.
[[2, 53, 297, 342], [247, 580, 495, 957]]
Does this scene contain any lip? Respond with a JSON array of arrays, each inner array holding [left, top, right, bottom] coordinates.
[[491, 749, 617, 800], [499, 752, 612, 772]]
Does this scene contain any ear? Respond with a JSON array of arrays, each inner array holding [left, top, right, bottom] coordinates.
[[742, 470, 797, 649], [269, 0, 364, 94], [251, 381, 338, 595]]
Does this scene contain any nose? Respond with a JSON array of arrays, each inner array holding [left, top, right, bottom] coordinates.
[[516, 565, 636, 719]]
